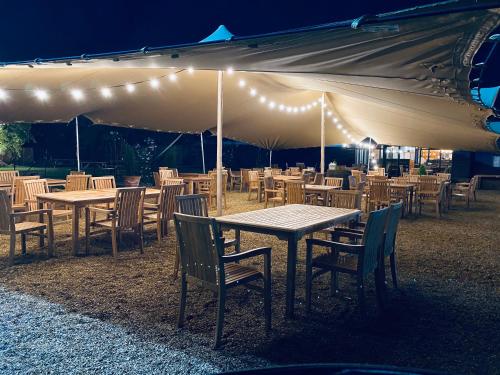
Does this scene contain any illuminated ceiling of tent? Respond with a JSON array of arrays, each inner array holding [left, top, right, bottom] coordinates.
[[0, 0, 499, 151]]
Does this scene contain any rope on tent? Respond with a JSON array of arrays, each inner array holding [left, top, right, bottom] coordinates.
[[155, 133, 183, 160]]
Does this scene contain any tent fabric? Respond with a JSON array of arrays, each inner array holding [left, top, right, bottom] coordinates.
[[0, 0, 499, 151]]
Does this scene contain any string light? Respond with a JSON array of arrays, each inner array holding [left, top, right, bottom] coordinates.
[[34, 89, 49, 102], [70, 89, 84, 101], [187, 66, 194, 74], [100, 87, 112, 98], [238, 79, 246, 88], [250, 88, 257, 96], [259, 96, 266, 104], [268, 101, 276, 109], [126, 83, 135, 93], [0, 89, 8, 101], [226, 67, 234, 75], [336, 124, 342, 130], [168, 73, 177, 82], [150, 79, 160, 89]]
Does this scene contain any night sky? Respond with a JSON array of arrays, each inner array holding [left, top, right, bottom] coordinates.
[[1, 0, 443, 62]]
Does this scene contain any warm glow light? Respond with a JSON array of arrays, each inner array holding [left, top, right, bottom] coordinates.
[[126, 84, 135, 93], [278, 104, 285, 111], [168, 73, 177, 82], [336, 124, 342, 130], [150, 79, 160, 89], [300, 106, 306, 112], [250, 88, 257, 96], [312, 101, 317, 107], [187, 66, 194, 74], [0, 89, 8, 101], [306, 104, 312, 110], [70, 89, 84, 101], [342, 129, 347, 134], [333, 118, 338, 123], [286, 106, 292, 113], [226, 67, 234, 75], [327, 111, 332, 117], [238, 79, 246, 88], [259, 96, 266, 103], [100, 87, 112, 98], [34, 89, 49, 102], [293, 107, 298, 113], [342, 143, 348, 148], [268, 101, 276, 109]]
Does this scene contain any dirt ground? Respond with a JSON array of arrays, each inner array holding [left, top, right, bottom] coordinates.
[[1, 190, 499, 374]]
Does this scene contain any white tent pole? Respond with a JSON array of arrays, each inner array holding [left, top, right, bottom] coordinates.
[[216, 70, 224, 216], [75, 116, 81, 172], [200, 133, 206, 174], [269, 149, 272, 168], [320, 92, 326, 174]]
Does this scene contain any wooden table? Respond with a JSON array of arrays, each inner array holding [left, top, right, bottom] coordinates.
[[256, 175, 303, 203], [0, 178, 66, 189], [390, 183, 416, 216], [305, 184, 341, 205], [36, 188, 160, 256], [179, 175, 211, 194], [217, 204, 361, 318]]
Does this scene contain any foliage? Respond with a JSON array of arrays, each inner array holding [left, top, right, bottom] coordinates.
[[418, 164, 427, 176], [0, 124, 31, 162], [134, 137, 158, 183], [122, 142, 138, 176]]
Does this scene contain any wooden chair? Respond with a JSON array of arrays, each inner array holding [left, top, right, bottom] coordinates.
[[23, 179, 72, 222], [367, 180, 392, 211], [66, 174, 91, 191], [161, 178, 185, 186], [85, 187, 146, 258], [159, 169, 175, 180], [452, 176, 477, 208], [285, 180, 306, 204], [416, 176, 442, 218], [264, 176, 284, 208], [0, 170, 19, 186], [230, 169, 242, 191], [305, 207, 389, 313], [207, 172, 228, 208], [325, 177, 343, 188], [0, 190, 54, 265], [247, 170, 260, 200], [144, 184, 185, 241], [90, 176, 116, 190], [174, 212, 271, 348], [271, 168, 282, 176], [320, 190, 362, 237], [11, 176, 40, 212], [436, 173, 451, 182], [70, 170, 85, 175]]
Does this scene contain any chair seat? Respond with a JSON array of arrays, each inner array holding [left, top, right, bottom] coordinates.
[[312, 252, 359, 274], [14, 221, 47, 234], [224, 263, 262, 286], [144, 212, 160, 221]]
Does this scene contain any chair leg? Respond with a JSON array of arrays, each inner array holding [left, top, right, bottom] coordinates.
[[111, 227, 118, 258], [177, 272, 187, 328], [357, 275, 366, 314], [305, 242, 313, 312], [85, 209, 90, 255], [435, 201, 440, 219], [263, 254, 272, 333], [138, 225, 144, 254], [21, 234, 27, 256], [156, 221, 162, 242], [330, 271, 338, 297], [9, 232, 16, 266], [390, 252, 398, 289], [214, 288, 226, 349]]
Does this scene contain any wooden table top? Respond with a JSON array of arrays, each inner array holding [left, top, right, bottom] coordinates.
[[217, 204, 360, 233], [305, 184, 341, 192], [180, 175, 211, 182], [272, 175, 303, 181], [0, 178, 66, 188], [36, 188, 160, 205]]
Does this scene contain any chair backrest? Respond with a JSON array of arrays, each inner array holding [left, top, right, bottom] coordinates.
[[174, 213, 221, 285], [329, 190, 362, 210], [369, 180, 391, 202], [153, 172, 161, 188], [264, 176, 274, 190], [410, 168, 420, 175], [436, 173, 450, 182], [418, 176, 438, 192], [175, 194, 209, 217], [0, 189, 13, 233], [162, 178, 185, 186], [66, 174, 91, 191], [271, 168, 282, 176], [361, 207, 389, 275], [312, 173, 324, 185], [368, 168, 385, 176], [348, 175, 357, 190], [240, 168, 251, 185], [23, 179, 49, 211], [113, 187, 145, 229], [248, 170, 259, 183], [0, 170, 19, 184], [286, 181, 305, 204], [158, 184, 185, 222], [289, 167, 300, 176], [91, 176, 116, 190], [384, 202, 403, 257], [392, 176, 409, 184], [70, 170, 85, 175], [263, 169, 272, 178], [11, 176, 40, 206], [170, 168, 179, 177], [325, 177, 343, 188], [159, 169, 175, 180], [209, 172, 228, 195]]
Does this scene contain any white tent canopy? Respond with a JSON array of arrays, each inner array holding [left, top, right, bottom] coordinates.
[[0, 0, 499, 151]]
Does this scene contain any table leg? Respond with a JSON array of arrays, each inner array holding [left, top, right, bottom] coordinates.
[[285, 235, 298, 319], [38, 200, 45, 247], [409, 188, 414, 215], [189, 181, 194, 195], [72, 205, 80, 256]]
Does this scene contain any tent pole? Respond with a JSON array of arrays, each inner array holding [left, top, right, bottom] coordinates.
[[216, 70, 224, 216], [320, 92, 326, 174], [200, 133, 206, 174], [269, 149, 272, 168], [75, 116, 81, 172]]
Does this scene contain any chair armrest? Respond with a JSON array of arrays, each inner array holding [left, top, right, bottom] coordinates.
[[10, 208, 52, 218], [222, 247, 271, 263], [333, 228, 364, 236], [86, 206, 115, 215], [306, 238, 364, 254], [143, 202, 159, 210]]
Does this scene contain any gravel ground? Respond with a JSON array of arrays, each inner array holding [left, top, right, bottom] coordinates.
[[0, 286, 268, 374], [0, 190, 499, 374]]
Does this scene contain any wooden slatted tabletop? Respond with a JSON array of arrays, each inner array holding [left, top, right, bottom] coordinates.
[[217, 204, 360, 318]]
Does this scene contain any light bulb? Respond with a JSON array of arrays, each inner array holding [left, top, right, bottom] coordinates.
[[250, 88, 257, 96], [70, 89, 84, 101], [268, 101, 275, 109], [342, 129, 347, 134], [312, 101, 317, 107], [336, 124, 342, 130], [306, 104, 312, 110], [300, 106, 306, 112], [34, 89, 49, 102], [150, 79, 160, 89], [226, 67, 234, 75], [327, 111, 332, 117], [278, 104, 285, 111], [168, 73, 177, 82], [286, 106, 292, 113], [333, 118, 338, 123], [126, 84, 135, 93], [187, 66, 194, 74], [293, 107, 298, 113], [259, 96, 266, 103], [238, 79, 246, 88], [100, 87, 112, 98], [0, 89, 8, 101]]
